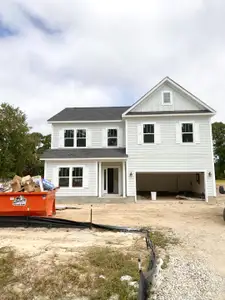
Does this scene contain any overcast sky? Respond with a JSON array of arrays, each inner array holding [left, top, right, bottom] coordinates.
[[0, 0, 224, 134]]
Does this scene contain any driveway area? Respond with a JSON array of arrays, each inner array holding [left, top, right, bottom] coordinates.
[[56, 199, 225, 299], [0, 199, 225, 299]]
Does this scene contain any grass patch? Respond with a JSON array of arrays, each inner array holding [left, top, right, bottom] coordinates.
[[0, 246, 143, 300], [149, 230, 179, 249], [86, 247, 139, 300]]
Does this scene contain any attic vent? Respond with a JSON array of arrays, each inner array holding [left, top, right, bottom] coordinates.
[[162, 91, 172, 105]]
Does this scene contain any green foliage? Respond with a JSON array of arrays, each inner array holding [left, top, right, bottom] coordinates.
[[212, 122, 225, 179], [0, 103, 50, 178]]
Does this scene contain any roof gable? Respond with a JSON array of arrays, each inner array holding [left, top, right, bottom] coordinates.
[[122, 77, 216, 116]]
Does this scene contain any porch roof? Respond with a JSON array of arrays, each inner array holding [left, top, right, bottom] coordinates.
[[41, 148, 127, 159]]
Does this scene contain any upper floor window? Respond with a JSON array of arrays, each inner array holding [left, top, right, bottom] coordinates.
[[108, 129, 118, 146], [64, 129, 86, 147], [58, 167, 70, 187], [143, 124, 154, 143], [64, 130, 74, 147], [77, 129, 86, 147], [162, 91, 172, 105], [182, 123, 193, 143]]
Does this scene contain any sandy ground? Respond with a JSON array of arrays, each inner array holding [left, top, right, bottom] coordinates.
[[55, 199, 225, 278], [0, 199, 224, 277]]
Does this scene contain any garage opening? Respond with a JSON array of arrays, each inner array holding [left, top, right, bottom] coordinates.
[[136, 172, 206, 200]]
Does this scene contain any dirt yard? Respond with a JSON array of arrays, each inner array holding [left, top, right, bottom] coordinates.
[[0, 199, 225, 299], [56, 200, 225, 277]]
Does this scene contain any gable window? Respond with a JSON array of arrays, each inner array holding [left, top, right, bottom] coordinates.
[[107, 129, 118, 146], [162, 91, 172, 105], [76, 129, 86, 147], [58, 168, 70, 187], [182, 123, 193, 143], [143, 124, 154, 143], [64, 130, 74, 147], [72, 167, 83, 187]]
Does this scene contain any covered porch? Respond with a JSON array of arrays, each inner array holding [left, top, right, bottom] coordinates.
[[97, 160, 126, 198]]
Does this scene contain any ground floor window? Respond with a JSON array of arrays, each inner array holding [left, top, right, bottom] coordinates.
[[58, 167, 70, 187], [72, 167, 83, 187], [58, 166, 83, 188]]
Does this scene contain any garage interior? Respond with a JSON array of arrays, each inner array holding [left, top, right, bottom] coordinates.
[[136, 172, 205, 200]]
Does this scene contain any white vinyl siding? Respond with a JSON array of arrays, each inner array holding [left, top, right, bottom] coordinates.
[[51, 122, 125, 149], [126, 115, 215, 197], [132, 83, 206, 112], [45, 161, 96, 196]]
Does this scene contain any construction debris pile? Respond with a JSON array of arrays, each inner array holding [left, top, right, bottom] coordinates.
[[0, 175, 55, 193]]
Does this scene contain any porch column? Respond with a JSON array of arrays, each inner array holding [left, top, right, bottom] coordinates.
[[122, 161, 126, 198], [98, 162, 102, 197]]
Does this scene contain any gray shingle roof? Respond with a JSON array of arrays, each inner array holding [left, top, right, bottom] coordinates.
[[41, 148, 127, 159], [126, 110, 211, 115], [48, 106, 130, 122]]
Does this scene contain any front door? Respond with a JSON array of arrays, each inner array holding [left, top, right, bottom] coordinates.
[[107, 168, 114, 193], [103, 167, 119, 194]]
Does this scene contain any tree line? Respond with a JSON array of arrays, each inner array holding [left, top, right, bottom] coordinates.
[[0, 103, 225, 179], [0, 103, 50, 178]]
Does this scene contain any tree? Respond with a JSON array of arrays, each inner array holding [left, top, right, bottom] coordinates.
[[23, 133, 51, 176], [0, 103, 51, 179], [0, 103, 30, 178], [212, 122, 225, 179]]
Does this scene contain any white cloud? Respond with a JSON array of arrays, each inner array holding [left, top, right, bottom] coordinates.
[[0, 0, 224, 133]]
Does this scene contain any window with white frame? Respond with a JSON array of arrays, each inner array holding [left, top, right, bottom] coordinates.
[[143, 124, 154, 143], [72, 167, 83, 187], [58, 167, 84, 188], [58, 167, 70, 187], [162, 91, 172, 105], [181, 123, 194, 143], [76, 129, 86, 147], [64, 130, 74, 147], [107, 129, 118, 146]]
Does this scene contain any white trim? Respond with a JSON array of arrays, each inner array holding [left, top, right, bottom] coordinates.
[[122, 76, 216, 116], [134, 171, 137, 202], [98, 162, 102, 197], [122, 161, 126, 198], [204, 171, 208, 202], [126, 159, 129, 199], [123, 113, 215, 118], [134, 169, 206, 173], [162, 91, 173, 106], [96, 161, 98, 196], [48, 120, 123, 124], [41, 157, 127, 161], [125, 119, 128, 154], [209, 119, 217, 197], [44, 161, 47, 179]]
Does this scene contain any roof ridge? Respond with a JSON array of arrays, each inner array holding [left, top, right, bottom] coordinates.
[[65, 106, 130, 109]]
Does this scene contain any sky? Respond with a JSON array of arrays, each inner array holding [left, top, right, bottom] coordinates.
[[0, 0, 225, 134]]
